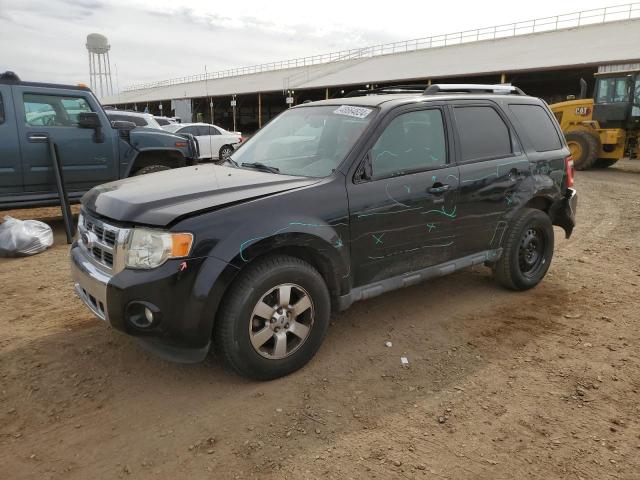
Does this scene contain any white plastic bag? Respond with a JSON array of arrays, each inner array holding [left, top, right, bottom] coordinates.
[[0, 216, 54, 257]]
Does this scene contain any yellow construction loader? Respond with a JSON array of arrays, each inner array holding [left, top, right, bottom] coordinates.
[[550, 66, 639, 170]]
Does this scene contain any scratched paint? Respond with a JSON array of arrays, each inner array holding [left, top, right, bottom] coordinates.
[[426, 223, 436, 232], [240, 221, 346, 261], [420, 205, 457, 218], [367, 239, 454, 260], [461, 159, 528, 184], [372, 233, 385, 245]]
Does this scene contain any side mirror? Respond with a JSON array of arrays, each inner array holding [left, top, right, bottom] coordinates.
[[111, 120, 137, 131], [77, 112, 101, 129]]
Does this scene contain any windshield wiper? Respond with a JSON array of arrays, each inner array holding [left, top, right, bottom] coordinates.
[[241, 162, 280, 174]]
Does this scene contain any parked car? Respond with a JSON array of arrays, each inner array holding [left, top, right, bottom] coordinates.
[[164, 122, 242, 161], [154, 115, 180, 127], [0, 72, 198, 208], [105, 110, 163, 130], [70, 84, 577, 380]]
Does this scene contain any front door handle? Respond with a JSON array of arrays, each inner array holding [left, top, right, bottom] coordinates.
[[27, 133, 49, 143], [428, 184, 451, 194]]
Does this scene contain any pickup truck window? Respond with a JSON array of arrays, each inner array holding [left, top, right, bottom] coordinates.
[[454, 106, 512, 162], [231, 105, 374, 178], [371, 109, 446, 179], [23, 93, 92, 127], [0, 93, 4, 124]]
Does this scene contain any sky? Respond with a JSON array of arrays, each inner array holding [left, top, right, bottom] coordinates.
[[0, 0, 624, 91]]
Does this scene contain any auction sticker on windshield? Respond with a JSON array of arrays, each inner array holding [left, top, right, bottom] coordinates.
[[333, 105, 373, 119]]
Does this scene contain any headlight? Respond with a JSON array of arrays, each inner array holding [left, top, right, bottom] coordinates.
[[124, 228, 193, 269]]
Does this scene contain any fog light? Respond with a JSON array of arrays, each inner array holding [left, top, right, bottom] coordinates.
[[126, 301, 161, 329]]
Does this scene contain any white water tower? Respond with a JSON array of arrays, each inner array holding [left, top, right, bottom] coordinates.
[[86, 33, 113, 98]]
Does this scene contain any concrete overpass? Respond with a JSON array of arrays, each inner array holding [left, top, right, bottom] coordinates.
[[104, 4, 640, 132]]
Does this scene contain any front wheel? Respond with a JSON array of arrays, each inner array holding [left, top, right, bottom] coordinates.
[[214, 255, 330, 380], [493, 208, 554, 291]]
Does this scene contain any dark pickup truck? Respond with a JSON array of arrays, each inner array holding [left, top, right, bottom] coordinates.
[[70, 84, 577, 380], [0, 72, 197, 209]]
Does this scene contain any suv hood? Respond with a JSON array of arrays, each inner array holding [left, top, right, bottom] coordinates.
[[82, 164, 319, 226]]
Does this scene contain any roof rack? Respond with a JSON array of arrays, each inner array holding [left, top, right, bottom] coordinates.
[[343, 84, 426, 98], [423, 84, 526, 95]]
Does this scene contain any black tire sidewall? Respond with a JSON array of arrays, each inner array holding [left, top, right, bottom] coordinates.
[[133, 164, 171, 176], [507, 211, 554, 290], [222, 260, 330, 380]]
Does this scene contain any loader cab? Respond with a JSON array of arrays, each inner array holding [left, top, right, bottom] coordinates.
[[593, 72, 640, 129]]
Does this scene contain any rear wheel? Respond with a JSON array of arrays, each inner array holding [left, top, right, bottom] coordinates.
[[593, 158, 618, 169], [493, 208, 554, 291], [565, 130, 600, 170], [219, 145, 234, 161], [214, 255, 330, 380]]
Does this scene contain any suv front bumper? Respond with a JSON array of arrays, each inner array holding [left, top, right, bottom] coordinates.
[[550, 187, 577, 238], [70, 243, 229, 363]]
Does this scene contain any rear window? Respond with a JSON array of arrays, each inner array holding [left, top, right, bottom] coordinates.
[[0, 94, 4, 124], [509, 104, 563, 152], [454, 106, 512, 162]]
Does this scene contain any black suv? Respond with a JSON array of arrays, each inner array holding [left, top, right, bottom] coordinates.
[[70, 84, 577, 380]]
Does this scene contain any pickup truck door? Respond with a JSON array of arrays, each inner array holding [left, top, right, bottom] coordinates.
[[450, 102, 530, 257], [13, 85, 119, 194], [0, 85, 23, 194], [347, 106, 460, 287]]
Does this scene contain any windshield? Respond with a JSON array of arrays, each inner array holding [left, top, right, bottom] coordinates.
[[230, 105, 375, 177]]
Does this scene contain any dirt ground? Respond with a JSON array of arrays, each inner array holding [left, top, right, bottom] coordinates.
[[1, 160, 639, 480]]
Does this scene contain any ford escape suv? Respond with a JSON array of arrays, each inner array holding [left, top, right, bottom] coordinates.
[[70, 84, 577, 380]]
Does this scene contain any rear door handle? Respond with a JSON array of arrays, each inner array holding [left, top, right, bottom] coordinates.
[[27, 133, 49, 143], [428, 184, 451, 194]]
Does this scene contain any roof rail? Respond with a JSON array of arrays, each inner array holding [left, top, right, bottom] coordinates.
[[343, 84, 427, 98], [423, 84, 526, 95]]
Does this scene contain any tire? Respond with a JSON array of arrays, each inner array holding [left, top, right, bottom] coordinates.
[[493, 208, 554, 291], [565, 130, 600, 171], [219, 145, 234, 161], [214, 255, 330, 380], [133, 164, 171, 176], [593, 158, 618, 169]]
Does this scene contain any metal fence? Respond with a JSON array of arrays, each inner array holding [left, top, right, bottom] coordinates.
[[122, 3, 640, 93]]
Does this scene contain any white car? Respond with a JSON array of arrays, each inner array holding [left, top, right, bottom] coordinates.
[[106, 110, 163, 130], [165, 123, 242, 161]]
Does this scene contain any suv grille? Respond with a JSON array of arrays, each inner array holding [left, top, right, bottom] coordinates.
[[80, 214, 121, 270]]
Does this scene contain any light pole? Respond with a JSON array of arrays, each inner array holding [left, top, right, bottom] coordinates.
[[231, 95, 237, 132]]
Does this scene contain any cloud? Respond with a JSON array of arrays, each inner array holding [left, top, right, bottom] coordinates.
[[0, 0, 615, 91]]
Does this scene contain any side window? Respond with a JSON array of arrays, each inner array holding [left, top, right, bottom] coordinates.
[[454, 106, 512, 162], [509, 104, 563, 152], [371, 109, 447, 179], [130, 116, 148, 127], [196, 126, 211, 136], [179, 126, 197, 135], [0, 93, 4, 124], [208, 126, 220, 136], [23, 93, 92, 127]]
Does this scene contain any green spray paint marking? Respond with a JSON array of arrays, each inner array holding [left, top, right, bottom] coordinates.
[[420, 205, 457, 218]]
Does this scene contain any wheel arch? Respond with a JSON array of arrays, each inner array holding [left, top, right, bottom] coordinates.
[[126, 149, 186, 176]]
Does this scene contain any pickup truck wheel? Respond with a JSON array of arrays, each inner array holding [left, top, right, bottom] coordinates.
[[214, 255, 330, 380], [219, 145, 234, 161], [493, 208, 554, 291], [133, 164, 171, 176]]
